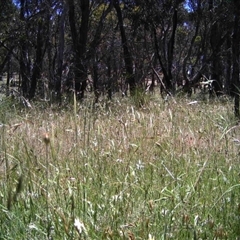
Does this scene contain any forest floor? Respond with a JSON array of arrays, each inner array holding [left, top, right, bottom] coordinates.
[[0, 93, 240, 239]]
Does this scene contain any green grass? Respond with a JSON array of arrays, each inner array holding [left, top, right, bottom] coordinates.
[[1, 95, 240, 239]]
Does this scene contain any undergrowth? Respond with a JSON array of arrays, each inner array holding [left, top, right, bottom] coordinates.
[[0, 95, 240, 239]]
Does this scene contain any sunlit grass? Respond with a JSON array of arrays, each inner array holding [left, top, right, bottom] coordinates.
[[1, 95, 240, 239]]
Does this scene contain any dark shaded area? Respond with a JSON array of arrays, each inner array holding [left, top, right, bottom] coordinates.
[[0, 0, 239, 115]]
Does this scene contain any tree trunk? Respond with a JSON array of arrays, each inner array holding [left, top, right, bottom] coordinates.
[[93, 60, 100, 104], [6, 56, 10, 96], [166, 6, 178, 91], [232, 2, 240, 118], [55, 3, 67, 101], [28, 20, 45, 99], [225, 36, 232, 95], [19, 0, 29, 97], [68, 0, 89, 100], [209, 21, 222, 96], [113, 0, 135, 96], [0, 47, 13, 77], [107, 56, 112, 100], [182, 21, 200, 96], [152, 1, 180, 94]]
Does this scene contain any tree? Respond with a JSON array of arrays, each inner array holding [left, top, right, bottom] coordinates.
[[87, 1, 113, 102], [130, 0, 185, 94], [113, 0, 136, 96], [67, 0, 90, 100], [208, 0, 230, 96], [180, 0, 209, 95], [55, 0, 67, 101], [18, 0, 51, 99], [0, 0, 17, 81], [232, 0, 240, 117]]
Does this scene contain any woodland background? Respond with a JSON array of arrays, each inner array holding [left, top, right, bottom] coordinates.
[[0, 0, 240, 113]]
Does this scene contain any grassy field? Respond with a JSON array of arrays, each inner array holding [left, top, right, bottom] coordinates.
[[0, 94, 240, 239]]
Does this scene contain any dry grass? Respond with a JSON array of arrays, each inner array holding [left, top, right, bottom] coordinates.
[[1, 95, 240, 239]]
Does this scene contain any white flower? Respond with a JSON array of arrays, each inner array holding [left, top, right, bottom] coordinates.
[[74, 218, 87, 236], [136, 160, 144, 170], [29, 223, 38, 230], [148, 233, 155, 240], [116, 158, 124, 163]]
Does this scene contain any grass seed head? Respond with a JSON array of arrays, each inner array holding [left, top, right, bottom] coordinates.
[[43, 132, 50, 145]]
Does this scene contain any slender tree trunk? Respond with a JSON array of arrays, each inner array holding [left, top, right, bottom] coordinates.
[[166, 6, 178, 91], [68, 0, 89, 100], [78, 0, 89, 99], [107, 55, 112, 100], [232, 3, 240, 117], [19, 0, 29, 97], [209, 21, 222, 96], [28, 20, 45, 99], [153, 1, 180, 94], [113, 0, 135, 96], [0, 47, 13, 77], [93, 59, 100, 103], [55, 3, 66, 101], [225, 36, 232, 95], [6, 56, 10, 96], [182, 22, 199, 95]]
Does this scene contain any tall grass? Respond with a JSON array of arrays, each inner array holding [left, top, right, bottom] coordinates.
[[0, 95, 240, 239]]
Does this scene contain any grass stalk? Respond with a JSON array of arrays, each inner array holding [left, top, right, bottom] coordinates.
[[43, 132, 51, 239]]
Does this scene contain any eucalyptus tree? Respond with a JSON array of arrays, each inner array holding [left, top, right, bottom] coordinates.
[[54, 0, 67, 101], [67, 0, 113, 100], [180, 0, 209, 94], [232, 0, 240, 117], [0, 0, 17, 80], [17, 0, 54, 99], [176, 0, 232, 96], [128, 0, 185, 94], [207, 0, 232, 96], [67, 0, 89, 99], [87, 1, 114, 102], [113, 0, 136, 96], [122, 0, 156, 91]]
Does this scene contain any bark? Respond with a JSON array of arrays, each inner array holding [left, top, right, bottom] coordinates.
[[232, 2, 240, 117], [166, 6, 178, 91], [78, 0, 89, 99], [107, 55, 112, 100], [19, 0, 29, 97], [88, 3, 113, 102], [152, 1, 180, 94], [153, 28, 168, 94], [6, 56, 11, 96], [209, 3, 221, 96], [68, 0, 89, 99], [113, 0, 135, 96], [28, 20, 45, 99], [225, 36, 232, 95], [93, 60, 100, 103], [0, 47, 13, 77], [182, 21, 199, 95], [55, 4, 67, 101]]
